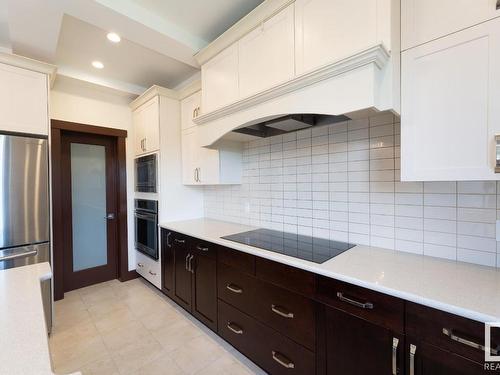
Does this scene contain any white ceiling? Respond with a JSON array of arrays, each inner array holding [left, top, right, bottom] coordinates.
[[0, 0, 264, 94], [130, 0, 264, 43], [56, 15, 199, 90]]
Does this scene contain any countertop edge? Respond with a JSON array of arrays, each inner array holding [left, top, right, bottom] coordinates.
[[159, 220, 500, 323]]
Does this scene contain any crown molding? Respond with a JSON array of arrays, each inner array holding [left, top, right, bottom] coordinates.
[[0, 52, 57, 86], [194, 44, 390, 125], [194, 0, 295, 65], [129, 85, 179, 110]]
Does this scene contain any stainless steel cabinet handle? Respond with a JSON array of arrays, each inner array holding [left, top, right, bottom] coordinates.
[[143, 138, 147, 151], [185, 254, 190, 271], [197, 167, 201, 182], [271, 304, 294, 319], [409, 344, 416, 375], [227, 322, 243, 335], [174, 238, 185, 244], [166, 232, 172, 247], [192, 108, 196, 119], [336, 292, 374, 309], [196, 246, 209, 252], [226, 284, 243, 294], [0, 249, 38, 262], [392, 337, 399, 375], [188, 254, 194, 274], [442, 328, 498, 355], [193, 168, 197, 182], [271, 351, 295, 369], [148, 270, 157, 276]]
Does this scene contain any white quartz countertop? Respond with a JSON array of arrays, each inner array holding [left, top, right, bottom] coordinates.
[[0, 262, 58, 375], [160, 218, 500, 323]]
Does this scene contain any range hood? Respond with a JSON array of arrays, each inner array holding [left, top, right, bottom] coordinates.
[[233, 114, 350, 138], [195, 44, 399, 148]]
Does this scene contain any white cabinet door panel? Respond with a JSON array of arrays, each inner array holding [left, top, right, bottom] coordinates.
[[202, 44, 239, 113], [182, 127, 199, 185], [401, 18, 500, 181], [134, 96, 159, 156], [0, 63, 48, 135], [238, 4, 295, 99], [295, 0, 378, 75], [402, 0, 500, 50], [181, 91, 201, 131]]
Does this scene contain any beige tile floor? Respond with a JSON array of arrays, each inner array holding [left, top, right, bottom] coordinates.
[[49, 278, 266, 375]]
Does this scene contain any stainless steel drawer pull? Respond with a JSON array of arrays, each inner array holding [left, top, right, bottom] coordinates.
[[271, 351, 295, 369], [409, 344, 416, 375], [336, 292, 374, 309], [227, 322, 243, 335], [226, 284, 243, 294], [148, 270, 157, 276], [137, 263, 144, 268], [174, 238, 186, 244], [392, 337, 399, 375], [271, 304, 294, 319], [196, 246, 209, 252], [442, 328, 499, 355], [0, 249, 37, 262]]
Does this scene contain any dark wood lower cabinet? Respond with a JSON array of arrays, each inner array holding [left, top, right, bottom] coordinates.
[[406, 339, 487, 375], [160, 230, 494, 375], [324, 306, 404, 375], [191, 243, 217, 331], [218, 300, 316, 375]]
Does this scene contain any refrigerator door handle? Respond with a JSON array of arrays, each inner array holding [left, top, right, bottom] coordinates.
[[0, 249, 38, 262]]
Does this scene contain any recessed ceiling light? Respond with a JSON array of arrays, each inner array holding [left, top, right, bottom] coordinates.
[[92, 61, 104, 69], [107, 32, 121, 43]]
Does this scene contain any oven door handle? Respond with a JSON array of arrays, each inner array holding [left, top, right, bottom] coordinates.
[[135, 212, 157, 221]]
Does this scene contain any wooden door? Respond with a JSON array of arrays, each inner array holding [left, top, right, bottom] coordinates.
[[61, 132, 118, 291], [325, 306, 404, 375], [173, 239, 192, 311], [407, 339, 486, 375], [191, 243, 217, 331], [401, 17, 500, 181]]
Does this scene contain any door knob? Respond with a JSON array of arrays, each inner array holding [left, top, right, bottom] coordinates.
[[105, 213, 116, 220]]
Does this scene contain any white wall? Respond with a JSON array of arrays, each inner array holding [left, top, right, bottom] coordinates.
[[205, 112, 500, 269], [50, 76, 137, 271]]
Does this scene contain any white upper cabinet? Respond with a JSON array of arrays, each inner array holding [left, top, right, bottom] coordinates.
[[238, 5, 295, 98], [201, 44, 239, 113], [401, 17, 500, 181], [181, 91, 201, 131], [0, 62, 48, 135], [133, 96, 160, 156], [295, 0, 379, 75], [402, 0, 500, 50]]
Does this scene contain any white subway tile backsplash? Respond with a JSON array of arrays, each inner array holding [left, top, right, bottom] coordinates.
[[205, 113, 499, 268]]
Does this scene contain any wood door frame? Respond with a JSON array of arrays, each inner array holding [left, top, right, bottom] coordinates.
[[51, 119, 137, 300]]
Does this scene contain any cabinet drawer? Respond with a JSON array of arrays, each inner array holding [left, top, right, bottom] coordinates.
[[218, 300, 316, 375], [190, 238, 216, 259], [407, 302, 500, 363], [218, 263, 316, 351], [316, 276, 404, 334], [256, 257, 316, 296], [218, 246, 255, 275]]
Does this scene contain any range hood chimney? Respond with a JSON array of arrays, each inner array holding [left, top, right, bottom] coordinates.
[[232, 114, 351, 138]]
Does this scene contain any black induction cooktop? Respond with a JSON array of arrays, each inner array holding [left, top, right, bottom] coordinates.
[[221, 228, 356, 264]]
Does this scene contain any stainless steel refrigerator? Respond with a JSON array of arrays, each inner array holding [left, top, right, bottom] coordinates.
[[0, 133, 51, 332]]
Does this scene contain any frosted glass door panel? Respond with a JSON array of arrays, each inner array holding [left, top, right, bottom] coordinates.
[[71, 143, 108, 271]]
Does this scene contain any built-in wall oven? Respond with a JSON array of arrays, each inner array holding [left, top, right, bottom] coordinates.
[[135, 154, 157, 193], [134, 199, 159, 260]]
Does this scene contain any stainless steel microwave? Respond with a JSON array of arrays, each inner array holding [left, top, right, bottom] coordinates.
[[135, 154, 157, 193]]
